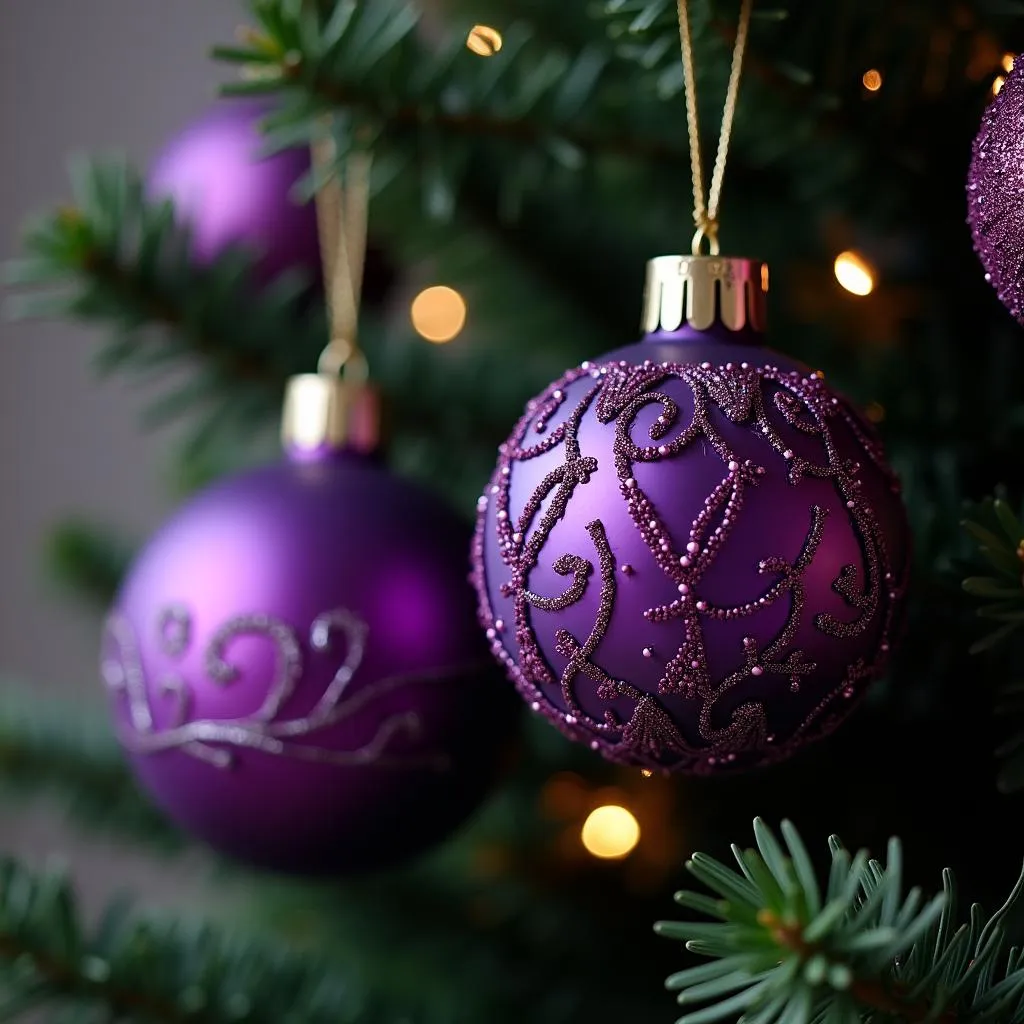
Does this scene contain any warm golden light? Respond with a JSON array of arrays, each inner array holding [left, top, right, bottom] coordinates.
[[862, 69, 883, 92], [834, 251, 875, 297], [467, 24, 503, 57], [581, 805, 640, 860], [1003, 53, 1016, 73], [993, 75, 1007, 96], [641, 769, 653, 778], [411, 286, 468, 343]]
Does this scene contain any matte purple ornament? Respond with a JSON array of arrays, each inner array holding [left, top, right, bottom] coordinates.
[[102, 451, 515, 874], [968, 64, 1024, 324], [473, 257, 910, 774], [148, 100, 320, 284]]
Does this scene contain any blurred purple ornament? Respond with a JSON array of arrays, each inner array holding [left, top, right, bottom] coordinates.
[[102, 448, 515, 874], [473, 256, 910, 774], [968, 65, 1024, 324], [148, 99, 320, 284]]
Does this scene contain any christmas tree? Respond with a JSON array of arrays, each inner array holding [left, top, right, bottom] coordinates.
[[4, 1, 1024, 1021]]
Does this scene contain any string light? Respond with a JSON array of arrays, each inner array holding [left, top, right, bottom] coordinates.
[[993, 76, 1007, 96], [410, 286, 467, 343], [467, 25, 503, 57], [581, 805, 641, 859], [1003, 53, 1016, 73], [862, 69, 883, 92], [834, 251, 876, 297]]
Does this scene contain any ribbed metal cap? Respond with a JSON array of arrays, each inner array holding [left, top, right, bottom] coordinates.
[[641, 255, 769, 335], [281, 373, 380, 457]]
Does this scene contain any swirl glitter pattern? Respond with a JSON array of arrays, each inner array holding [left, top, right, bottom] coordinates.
[[472, 358, 909, 773], [102, 607, 451, 771]]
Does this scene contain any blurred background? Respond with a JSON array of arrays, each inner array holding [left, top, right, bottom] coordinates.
[[0, 0, 238, 911]]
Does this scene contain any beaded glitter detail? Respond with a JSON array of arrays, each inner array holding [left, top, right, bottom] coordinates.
[[102, 607, 459, 771], [472, 358, 909, 774]]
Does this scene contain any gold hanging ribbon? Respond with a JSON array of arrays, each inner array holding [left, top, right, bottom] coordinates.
[[676, 0, 754, 256], [310, 123, 372, 380]]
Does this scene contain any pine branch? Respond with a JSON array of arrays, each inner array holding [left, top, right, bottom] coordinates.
[[656, 818, 1024, 1024], [2, 159, 324, 460], [211, 0, 687, 202], [961, 498, 1024, 793], [0, 856, 394, 1024], [0, 685, 181, 849]]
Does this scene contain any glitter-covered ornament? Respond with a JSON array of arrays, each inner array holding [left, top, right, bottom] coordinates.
[[102, 374, 515, 874], [473, 256, 910, 774], [148, 99, 320, 284], [968, 63, 1024, 323]]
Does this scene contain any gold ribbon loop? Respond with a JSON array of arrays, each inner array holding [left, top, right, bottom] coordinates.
[[310, 125, 372, 378], [677, 0, 754, 256]]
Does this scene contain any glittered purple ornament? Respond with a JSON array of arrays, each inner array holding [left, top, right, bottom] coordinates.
[[148, 100, 320, 284], [473, 256, 910, 774], [102, 444, 515, 874], [968, 64, 1024, 324]]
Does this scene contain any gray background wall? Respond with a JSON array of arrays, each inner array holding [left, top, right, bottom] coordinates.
[[0, 0, 243, 910]]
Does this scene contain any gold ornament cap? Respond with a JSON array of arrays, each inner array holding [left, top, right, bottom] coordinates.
[[641, 255, 768, 335], [281, 372, 380, 456]]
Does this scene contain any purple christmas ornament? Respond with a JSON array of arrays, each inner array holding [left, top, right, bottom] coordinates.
[[968, 64, 1024, 324], [473, 256, 910, 774], [148, 100, 320, 284], [102, 445, 515, 874]]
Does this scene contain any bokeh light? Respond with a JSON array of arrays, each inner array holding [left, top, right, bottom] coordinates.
[[467, 25, 503, 57], [581, 805, 641, 860], [834, 251, 875, 297], [411, 286, 467, 343], [862, 69, 883, 92]]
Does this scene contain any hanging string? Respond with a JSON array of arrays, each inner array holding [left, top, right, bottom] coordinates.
[[676, 0, 754, 255], [310, 124, 372, 379]]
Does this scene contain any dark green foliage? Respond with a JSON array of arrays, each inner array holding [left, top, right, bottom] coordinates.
[[47, 520, 136, 608], [963, 498, 1024, 654], [0, 855, 395, 1024], [3, 159, 326, 464], [0, 686, 181, 849], [658, 819, 1024, 1024], [212, 0, 683, 207], [962, 498, 1024, 793]]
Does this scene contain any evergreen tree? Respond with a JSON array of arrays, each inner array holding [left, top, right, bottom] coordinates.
[[5, 1, 1024, 1021]]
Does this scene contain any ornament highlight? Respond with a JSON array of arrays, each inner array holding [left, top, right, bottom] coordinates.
[[102, 375, 515, 874], [473, 255, 910, 774]]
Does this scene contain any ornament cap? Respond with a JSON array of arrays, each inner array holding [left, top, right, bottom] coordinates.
[[281, 373, 380, 457], [642, 255, 768, 335]]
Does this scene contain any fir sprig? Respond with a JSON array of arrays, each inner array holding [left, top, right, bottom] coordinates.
[[657, 819, 1024, 1024], [0, 856, 394, 1024], [3, 158, 325, 458], [962, 498, 1024, 654], [212, 0, 684, 206], [0, 685, 180, 848], [962, 498, 1024, 792]]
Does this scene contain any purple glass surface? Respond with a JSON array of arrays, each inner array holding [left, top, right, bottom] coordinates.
[[103, 451, 517, 874], [148, 99, 320, 284], [473, 323, 910, 774]]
